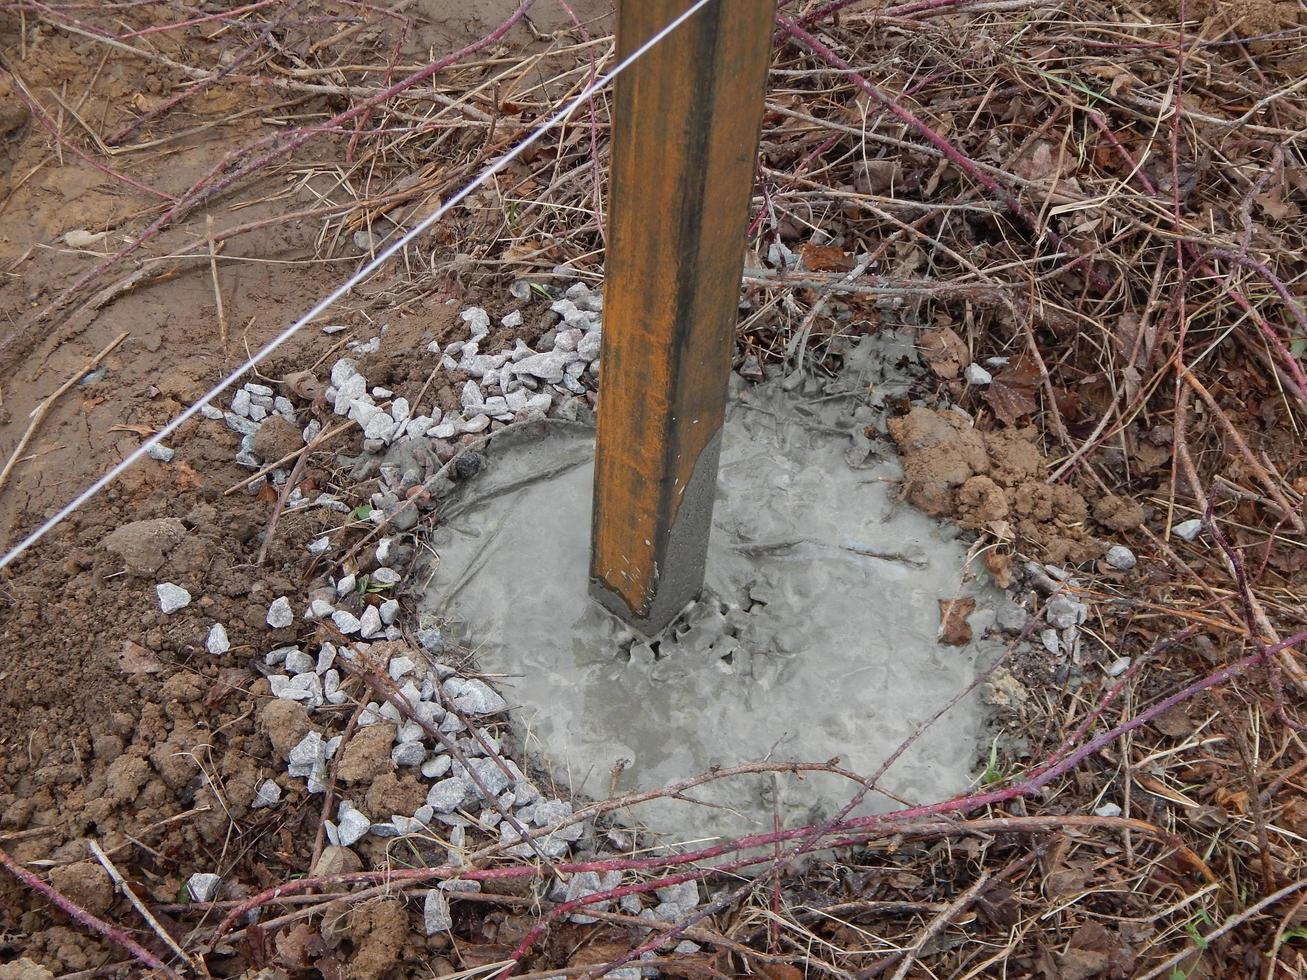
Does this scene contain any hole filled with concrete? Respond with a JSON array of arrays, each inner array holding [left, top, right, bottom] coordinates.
[[422, 336, 999, 846]]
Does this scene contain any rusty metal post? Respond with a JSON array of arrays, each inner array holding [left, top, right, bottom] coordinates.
[[590, 0, 775, 632]]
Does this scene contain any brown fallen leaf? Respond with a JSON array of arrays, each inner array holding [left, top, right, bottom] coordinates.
[[799, 242, 854, 272], [938, 597, 976, 645], [983, 550, 1013, 588], [756, 964, 805, 980], [920, 326, 968, 380], [983, 358, 1040, 425], [118, 639, 160, 674]]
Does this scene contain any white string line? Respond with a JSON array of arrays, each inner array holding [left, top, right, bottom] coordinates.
[[0, 0, 716, 572]]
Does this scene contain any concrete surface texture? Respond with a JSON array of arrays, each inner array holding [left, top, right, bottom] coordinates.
[[422, 334, 1000, 846]]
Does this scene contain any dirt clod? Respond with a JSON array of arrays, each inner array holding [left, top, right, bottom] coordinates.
[[889, 407, 1109, 564], [101, 518, 187, 577], [364, 770, 428, 816], [260, 699, 315, 760], [47, 860, 115, 916], [0, 959, 55, 980], [253, 414, 303, 462], [346, 897, 411, 980], [336, 724, 396, 783]]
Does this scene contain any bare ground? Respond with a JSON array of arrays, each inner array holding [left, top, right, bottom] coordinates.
[[0, 0, 1305, 977]]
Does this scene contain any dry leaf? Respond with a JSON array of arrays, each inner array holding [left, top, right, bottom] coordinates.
[[983, 550, 1013, 588], [118, 640, 160, 674], [937, 597, 976, 645], [920, 326, 968, 380], [799, 242, 854, 272], [983, 359, 1040, 425]]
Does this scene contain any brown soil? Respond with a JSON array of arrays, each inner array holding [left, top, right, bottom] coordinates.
[[0, 2, 609, 973], [1, 0, 1303, 976], [888, 406, 1144, 564]]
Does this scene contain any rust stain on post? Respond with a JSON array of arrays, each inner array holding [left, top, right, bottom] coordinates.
[[591, 0, 775, 631]]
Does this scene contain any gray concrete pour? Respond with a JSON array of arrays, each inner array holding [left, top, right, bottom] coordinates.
[[422, 334, 1000, 847]]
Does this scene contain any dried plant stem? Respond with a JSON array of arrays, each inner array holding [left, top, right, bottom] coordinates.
[[0, 846, 181, 978]]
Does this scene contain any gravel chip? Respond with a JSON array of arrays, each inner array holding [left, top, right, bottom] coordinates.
[[285, 649, 315, 674], [186, 873, 221, 903], [308, 536, 331, 555], [251, 780, 282, 809], [372, 567, 401, 585], [308, 598, 335, 620], [1094, 801, 1123, 818], [1044, 595, 1087, 629], [963, 362, 993, 385], [1107, 657, 1131, 677], [145, 443, 175, 462], [460, 380, 484, 412], [427, 776, 470, 813], [1105, 544, 1136, 570], [156, 583, 191, 614], [423, 889, 453, 934], [453, 679, 507, 715], [392, 741, 426, 767], [336, 802, 371, 847], [266, 597, 293, 628], [288, 732, 326, 769], [1172, 518, 1203, 541], [465, 757, 511, 797], [576, 331, 601, 361], [422, 755, 453, 780], [513, 350, 572, 383], [359, 605, 382, 639], [205, 623, 230, 654], [379, 598, 400, 625], [332, 610, 362, 634]]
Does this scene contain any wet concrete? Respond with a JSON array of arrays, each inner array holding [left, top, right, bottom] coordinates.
[[422, 334, 1000, 846]]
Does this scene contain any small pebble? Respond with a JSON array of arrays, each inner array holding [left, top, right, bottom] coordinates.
[[251, 780, 282, 809], [1172, 518, 1203, 541], [1094, 801, 1122, 818], [359, 605, 382, 639], [424, 889, 453, 934], [963, 363, 993, 385], [422, 755, 453, 780], [332, 610, 362, 635], [379, 598, 400, 625], [205, 623, 230, 655], [1044, 594, 1088, 630], [335, 802, 371, 847], [1106, 657, 1131, 677], [453, 679, 507, 715], [186, 873, 221, 903], [1105, 545, 1136, 570], [267, 596, 294, 629], [308, 598, 335, 620], [392, 741, 426, 767], [156, 583, 192, 614], [308, 536, 331, 555], [145, 443, 175, 462], [336, 573, 356, 597]]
